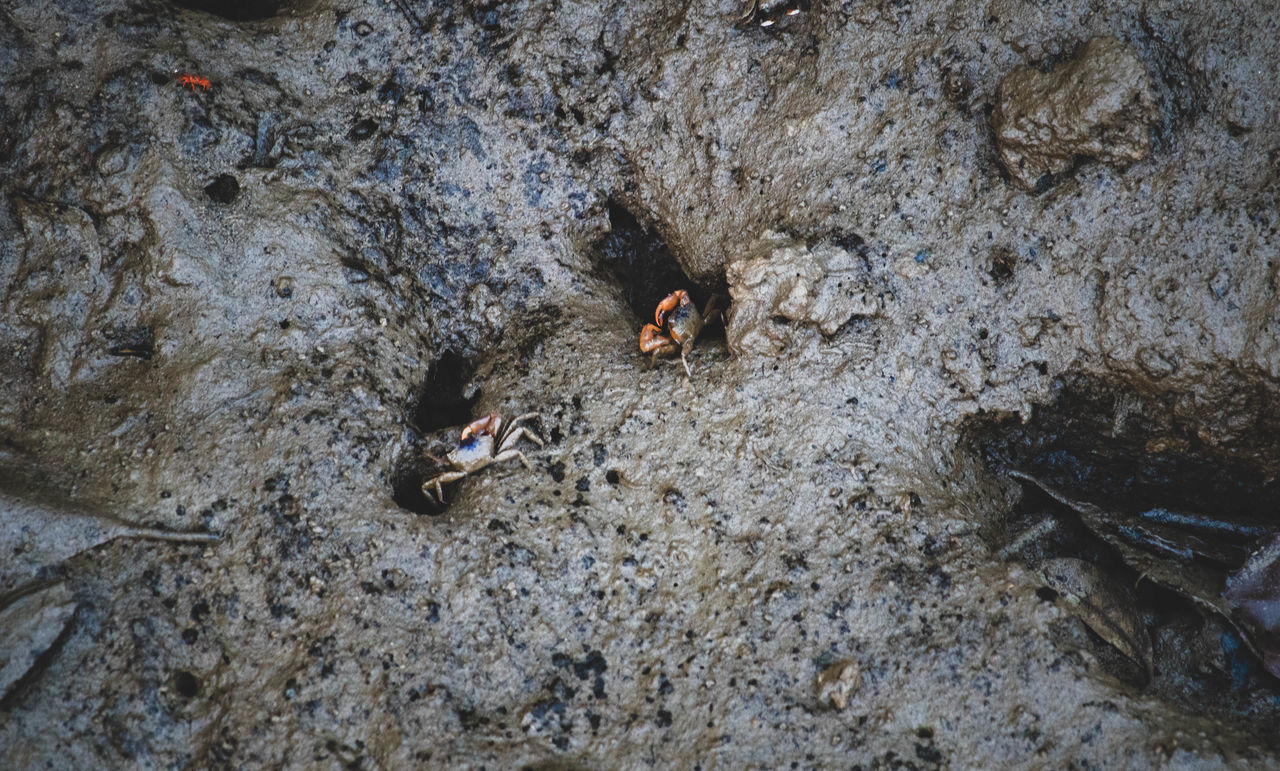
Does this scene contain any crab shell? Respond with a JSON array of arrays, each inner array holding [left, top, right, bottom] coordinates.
[[446, 432, 496, 472], [663, 291, 703, 344]]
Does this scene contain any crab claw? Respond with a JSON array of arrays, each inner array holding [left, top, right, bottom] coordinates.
[[461, 413, 501, 440], [639, 323, 675, 354], [654, 290, 687, 327]]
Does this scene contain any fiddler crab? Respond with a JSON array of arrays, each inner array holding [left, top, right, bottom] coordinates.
[[422, 413, 543, 505], [638, 290, 721, 376]]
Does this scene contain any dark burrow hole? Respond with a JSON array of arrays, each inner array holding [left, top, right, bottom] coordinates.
[[392, 458, 445, 516], [106, 325, 155, 360], [392, 351, 481, 515], [346, 118, 378, 142], [204, 174, 240, 204], [411, 351, 480, 434], [592, 201, 727, 345], [965, 374, 1280, 738], [987, 245, 1017, 284], [172, 670, 201, 698], [171, 0, 283, 20]]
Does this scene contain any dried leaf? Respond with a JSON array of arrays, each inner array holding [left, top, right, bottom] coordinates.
[[1011, 470, 1280, 676], [1009, 471, 1229, 613], [0, 580, 79, 711], [1, 491, 219, 592], [1224, 535, 1280, 678], [1039, 557, 1153, 677]]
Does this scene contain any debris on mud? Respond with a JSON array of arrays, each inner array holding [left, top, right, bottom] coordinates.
[[970, 377, 1280, 729], [993, 36, 1158, 190], [1036, 555, 1154, 678], [1, 491, 219, 592], [726, 232, 881, 357], [1224, 535, 1280, 678], [814, 658, 861, 711]]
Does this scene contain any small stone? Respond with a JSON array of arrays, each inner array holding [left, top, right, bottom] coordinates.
[[1137, 346, 1177, 378], [1018, 318, 1045, 346], [95, 146, 128, 176], [814, 659, 860, 710], [993, 36, 1157, 190]]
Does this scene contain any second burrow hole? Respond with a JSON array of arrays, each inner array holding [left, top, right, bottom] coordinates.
[[964, 374, 1280, 737], [591, 200, 727, 345], [392, 349, 558, 516], [392, 350, 481, 515]]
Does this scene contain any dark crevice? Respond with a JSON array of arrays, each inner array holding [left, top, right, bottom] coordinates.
[[411, 351, 479, 434], [965, 374, 1280, 738], [973, 376, 1280, 514], [391, 462, 438, 516], [392, 351, 481, 515], [106, 325, 155, 360], [171, 0, 284, 20], [204, 174, 240, 204]]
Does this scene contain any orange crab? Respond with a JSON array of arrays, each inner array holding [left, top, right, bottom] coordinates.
[[639, 290, 721, 376], [176, 73, 211, 92]]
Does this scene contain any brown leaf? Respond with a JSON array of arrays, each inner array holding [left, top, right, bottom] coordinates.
[[1224, 535, 1280, 678], [1039, 557, 1153, 677]]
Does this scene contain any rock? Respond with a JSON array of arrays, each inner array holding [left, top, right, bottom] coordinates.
[[725, 233, 880, 357], [814, 659, 860, 711], [993, 36, 1157, 189]]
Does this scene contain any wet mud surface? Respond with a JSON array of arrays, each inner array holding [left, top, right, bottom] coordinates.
[[2, 0, 1279, 767]]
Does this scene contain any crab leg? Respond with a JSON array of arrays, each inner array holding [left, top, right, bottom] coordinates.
[[701, 295, 722, 327], [507, 427, 544, 449], [679, 343, 695, 378], [422, 470, 467, 505], [492, 449, 534, 470], [507, 414, 544, 444]]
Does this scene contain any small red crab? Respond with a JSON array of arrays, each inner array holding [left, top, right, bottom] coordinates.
[[639, 290, 721, 376], [176, 73, 211, 92], [422, 413, 543, 505]]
